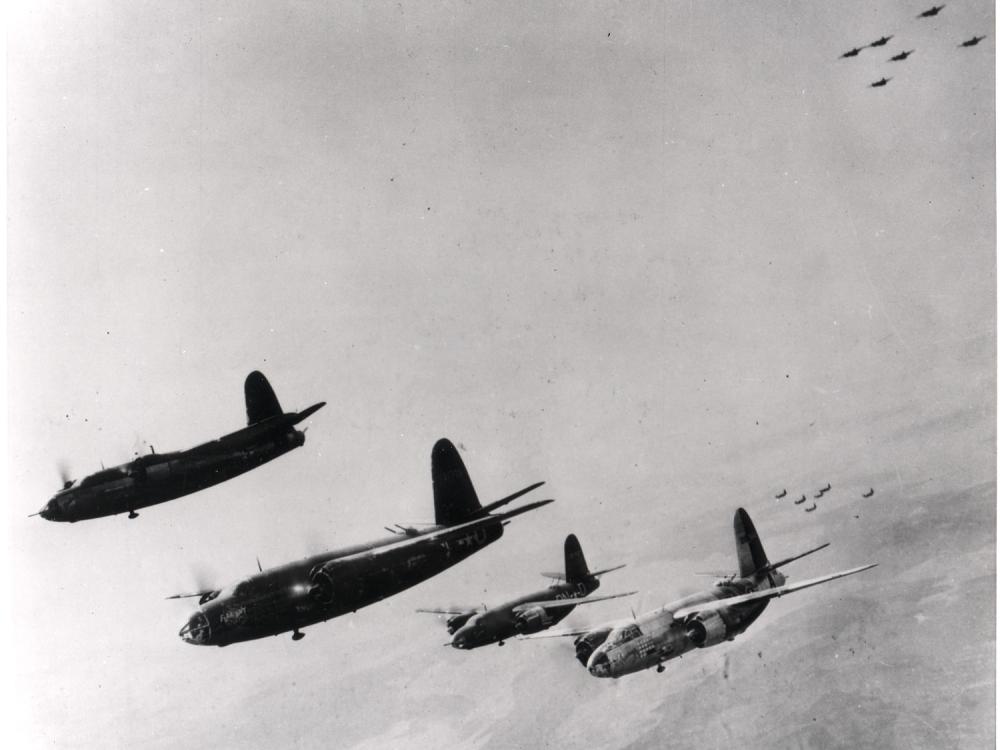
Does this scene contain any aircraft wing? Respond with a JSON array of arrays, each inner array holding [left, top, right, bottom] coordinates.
[[513, 590, 637, 612], [416, 607, 476, 616], [335, 498, 554, 564], [517, 627, 595, 639], [165, 589, 215, 600], [671, 563, 877, 620]]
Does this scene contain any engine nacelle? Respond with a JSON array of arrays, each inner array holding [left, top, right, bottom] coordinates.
[[684, 611, 728, 648], [574, 627, 613, 666], [514, 606, 553, 634], [446, 613, 474, 635]]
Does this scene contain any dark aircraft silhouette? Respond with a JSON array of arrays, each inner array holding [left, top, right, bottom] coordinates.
[[774, 489, 787, 499], [870, 77, 892, 88], [818, 483, 832, 493], [840, 47, 864, 58], [918, 5, 945, 18], [419, 534, 631, 648], [890, 50, 915, 61], [959, 36, 986, 47], [862, 488, 875, 498], [174, 439, 552, 646], [34, 372, 324, 522], [804, 502, 818, 512], [794, 495, 807, 505], [524, 509, 875, 678], [869, 36, 893, 47]]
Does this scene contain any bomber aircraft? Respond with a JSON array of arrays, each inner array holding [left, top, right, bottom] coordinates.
[[34, 372, 324, 522], [523, 508, 875, 678], [173, 439, 552, 646], [418, 533, 632, 648]]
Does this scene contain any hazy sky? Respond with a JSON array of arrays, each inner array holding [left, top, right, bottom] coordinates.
[[7, 2, 994, 748]]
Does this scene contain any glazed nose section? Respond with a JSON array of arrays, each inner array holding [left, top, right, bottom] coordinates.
[[588, 651, 611, 677], [37, 499, 62, 521], [179, 612, 211, 645]]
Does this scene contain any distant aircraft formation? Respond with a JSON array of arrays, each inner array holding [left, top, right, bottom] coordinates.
[[774, 480, 877, 514], [37, 371, 877, 689], [838, 5, 987, 88]]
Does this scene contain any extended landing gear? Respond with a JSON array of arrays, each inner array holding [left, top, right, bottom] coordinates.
[[656, 664, 665, 673], [128, 511, 139, 519], [498, 640, 505, 647], [292, 629, 305, 641]]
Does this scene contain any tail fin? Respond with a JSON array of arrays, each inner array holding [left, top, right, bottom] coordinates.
[[432, 439, 482, 525], [564, 534, 594, 584], [245, 371, 284, 425], [734, 508, 769, 578]]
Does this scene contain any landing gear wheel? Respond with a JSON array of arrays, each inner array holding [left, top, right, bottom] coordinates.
[[128, 511, 139, 519], [292, 629, 305, 641], [656, 664, 665, 673], [498, 640, 505, 647]]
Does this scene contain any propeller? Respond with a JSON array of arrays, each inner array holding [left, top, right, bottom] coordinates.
[[57, 461, 72, 488]]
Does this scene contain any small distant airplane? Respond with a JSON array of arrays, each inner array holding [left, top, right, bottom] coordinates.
[[869, 36, 893, 47], [523, 509, 875, 678], [419, 534, 632, 648], [959, 36, 986, 47], [805, 503, 818, 512], [775, 489, 787, 499], [840, 47, 864, 59], [889, 50, 915, 61], [917, 5, 945, 18], [862, 488, 875, 498], [173, 439, 552, 646], [34, 372, 325, 522], [794, 495, 807, 505], [870, 78, 892, 88], [818, 483, 832, 493]]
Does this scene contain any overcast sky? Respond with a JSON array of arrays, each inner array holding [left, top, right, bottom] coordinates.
[[7, 2, 995, 748]]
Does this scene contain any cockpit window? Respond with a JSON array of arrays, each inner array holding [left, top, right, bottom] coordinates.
[[609, 624, 642, 645], [79, 467, 128, 487]]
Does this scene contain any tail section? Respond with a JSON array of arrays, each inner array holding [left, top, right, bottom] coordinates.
[[564, 534, 594, 585], [734, 508, 770, 578], [245, 371, 284, 425], [432, 439, 482, 525]]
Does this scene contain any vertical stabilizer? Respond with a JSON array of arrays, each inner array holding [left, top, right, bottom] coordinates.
[[734, 508, 770, 578], [245, 371, 284, 425], [432, 439, 482, 525], [564, 534, 593, 585]]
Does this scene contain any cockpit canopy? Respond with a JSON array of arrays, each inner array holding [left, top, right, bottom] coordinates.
[[78, 466, 129, 488], [608, 623, 642, 646]]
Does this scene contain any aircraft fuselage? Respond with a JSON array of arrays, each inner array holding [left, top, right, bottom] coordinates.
[[584, 572, 782, 678], [180, 518, 505, 646], [38, 407, 322, 522]]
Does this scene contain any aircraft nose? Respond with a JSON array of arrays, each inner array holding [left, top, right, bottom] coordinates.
[[37, 500, 60, 521], [588, 651, 611, 677], [179, 612, 211, 645]]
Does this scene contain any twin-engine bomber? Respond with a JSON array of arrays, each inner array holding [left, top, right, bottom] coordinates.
[[524, 508, 875, 678], [419, 533, 633, 648], [172, 439, 552, 646], [34, 372, 324, 522]]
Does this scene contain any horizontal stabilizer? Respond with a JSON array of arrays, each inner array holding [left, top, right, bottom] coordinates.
[[494, 498, 554, 521], [476, 481, 546, 516], [416, 607, 475, 616], [513, 590, 637, 612], [591, 564, 627, 578], [757, 542, 830, 575], [672, 563, 877, 620], [291, 402, 326, 424], [543, 563, 625, 580]]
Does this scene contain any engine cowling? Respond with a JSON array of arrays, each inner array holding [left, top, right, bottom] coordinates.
[[684, 611, 728, 647], [574, 627, 613, 666], [514, 606, 553, 633], [446, 613, 474, 635]]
